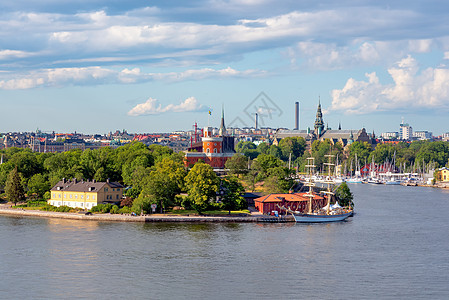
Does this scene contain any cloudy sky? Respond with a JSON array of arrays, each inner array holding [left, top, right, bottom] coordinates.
[[1, 0, 449, 135]]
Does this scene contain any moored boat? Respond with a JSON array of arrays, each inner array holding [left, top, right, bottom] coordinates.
[[290, 155, 353, 223]]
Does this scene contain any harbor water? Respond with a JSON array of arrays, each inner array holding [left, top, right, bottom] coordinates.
[[1, 184, 449, 299]]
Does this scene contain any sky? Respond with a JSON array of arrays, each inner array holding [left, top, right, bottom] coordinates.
[[1, 0, 449, 135]]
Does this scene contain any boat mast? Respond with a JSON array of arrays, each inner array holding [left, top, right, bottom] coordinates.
[[323, 154, 335, 215], [305, 157, 316, 214]]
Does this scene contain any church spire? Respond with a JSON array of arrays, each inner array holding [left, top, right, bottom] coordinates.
[[219, 104, 226, 136], [314, 98, 325, 136]]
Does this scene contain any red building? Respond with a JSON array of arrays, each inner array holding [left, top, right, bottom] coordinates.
[[184, 110, 235, 169], [254, 193, 326, 214]]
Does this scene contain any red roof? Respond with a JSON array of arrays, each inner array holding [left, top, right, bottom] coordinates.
[[254, 193, 324, 203]]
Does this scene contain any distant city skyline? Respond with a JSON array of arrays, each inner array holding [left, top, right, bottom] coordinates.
[[1, 1, 449, 135]]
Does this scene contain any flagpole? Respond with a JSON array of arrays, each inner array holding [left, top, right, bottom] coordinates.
[[208, 109, 211, 127]]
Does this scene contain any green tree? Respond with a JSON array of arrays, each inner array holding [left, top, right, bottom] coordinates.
[[264, 166, 294, 194], [138, 158, 186, 213], [256, 142, 269, 155], [268, 145, 282, 159], [27, 173, 50, 199], [5, 167, 25, 205], [236, 141, 256, 153], [278, 137, 306, 161], [348, 141, 372, 165], [335, 182, 354, 207], [219, 176, 246, 214], [416, 141, 449, 168], [225, 153, 248, 177], [185, 162, 220, 213], [244, 159, 262, 192]]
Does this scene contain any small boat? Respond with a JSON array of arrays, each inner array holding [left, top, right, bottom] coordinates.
[[290, 156, 353, 223], [346, 177, 363, 184], [384, 178, 401, 185], [367, 178, 382, 184]]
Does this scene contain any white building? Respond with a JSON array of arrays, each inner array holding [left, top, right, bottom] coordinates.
[[381, 132, 399, 140], [399, 122, 413, 140], [413, 131, 433, 140]]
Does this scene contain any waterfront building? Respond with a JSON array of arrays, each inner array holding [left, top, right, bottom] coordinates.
[[437, 167, 449, 182], [184, 109, 236, 169], [49, 179, 124, 209], [254, 193, 325, 214]]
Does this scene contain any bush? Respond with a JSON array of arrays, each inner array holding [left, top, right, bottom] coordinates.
[[181, 196, 192, 210], [110, 205, 119, 214], [120, 197, 134, 207], [26, 200, 48, 207], [43, 191, 51, 200], [90, 203, 114, 213], [118, 206, 132, 214]]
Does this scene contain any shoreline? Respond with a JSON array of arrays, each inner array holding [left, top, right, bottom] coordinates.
[[0, 207, 268, 223]]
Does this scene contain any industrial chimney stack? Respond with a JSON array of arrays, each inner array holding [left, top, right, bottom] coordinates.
[[255, 113, 258, 130], [294, 101, 299, 130]]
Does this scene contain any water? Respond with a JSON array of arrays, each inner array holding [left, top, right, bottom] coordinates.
[[1, 185, 449, 299]]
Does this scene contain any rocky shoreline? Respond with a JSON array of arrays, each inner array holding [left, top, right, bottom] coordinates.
[[0, 206, 266, 223]]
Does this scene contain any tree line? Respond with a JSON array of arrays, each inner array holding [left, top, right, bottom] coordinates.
[[0, 142, 245, 213], [228, 138, 449, 192], [2, 138, 448, 212]]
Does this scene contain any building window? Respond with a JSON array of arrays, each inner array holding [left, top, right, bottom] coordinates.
[[81, 195, 84, 199], [105, 188, 108, 192], [87, 195, 89, 200], [207, 143, 210, 146], [214, 149, 217, 153], [92, 195, 95, 200], [59, 194, 61, 198], [64, 194, 66, 198], [69, 194, 72, 198], [206, 149, 210, 153], [75, 194, 78, 199]]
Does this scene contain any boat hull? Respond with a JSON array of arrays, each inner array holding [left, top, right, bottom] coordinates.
[[293, 211, 353, 223]]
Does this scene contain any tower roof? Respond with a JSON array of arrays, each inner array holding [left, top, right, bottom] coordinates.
[[219, 105, 226, 136], [314, 99, 325, 135]]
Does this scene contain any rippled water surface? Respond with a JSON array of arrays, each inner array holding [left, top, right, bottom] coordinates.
[[1, 185, 449, 299]]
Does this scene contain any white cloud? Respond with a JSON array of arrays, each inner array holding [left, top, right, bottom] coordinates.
[[0, 66, 262, 90], [0, 49, 34, 60], [287, 39, 437, 70], [329, 55, 449, 114], [127, 97, 207, 116]]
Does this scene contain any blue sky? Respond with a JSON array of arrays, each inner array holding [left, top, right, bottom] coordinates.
[[1, 0, 449, 135]]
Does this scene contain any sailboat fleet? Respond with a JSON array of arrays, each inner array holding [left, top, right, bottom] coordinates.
[[338, 152, 429, 185], [284, 155, 354, 223]]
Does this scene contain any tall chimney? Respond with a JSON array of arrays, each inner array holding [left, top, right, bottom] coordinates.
[[255, 113, 258, 130], [294, 101, 300, 130]]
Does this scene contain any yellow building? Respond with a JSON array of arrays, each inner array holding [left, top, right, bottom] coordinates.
[[438, 168, 449, 182], [49, 178, 124, 209]]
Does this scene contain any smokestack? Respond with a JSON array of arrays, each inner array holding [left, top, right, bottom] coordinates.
[[255, 113, 258, 130], [294, 101, 299, 130]]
